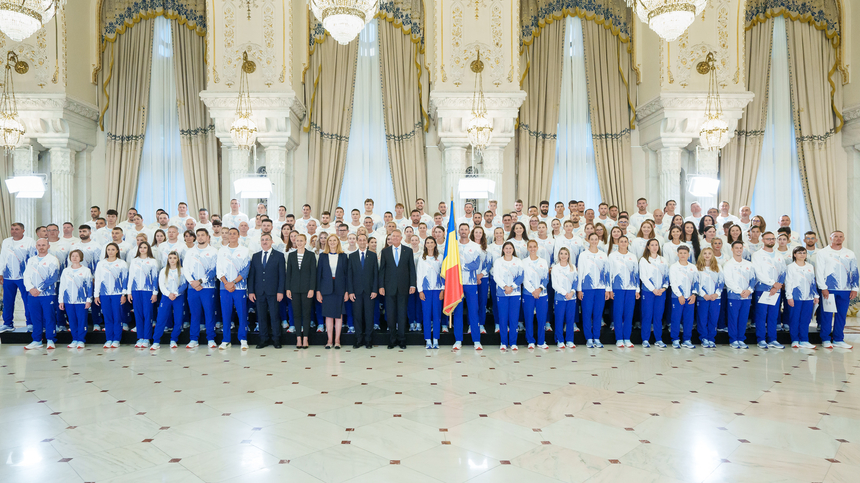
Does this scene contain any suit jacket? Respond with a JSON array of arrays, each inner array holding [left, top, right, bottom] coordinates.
[[286, 250, 317, 294], [347, 249, 378, 295], [378, 244, 416, 296], [316, 252, 348, 295], [247, 249, 286, 296]]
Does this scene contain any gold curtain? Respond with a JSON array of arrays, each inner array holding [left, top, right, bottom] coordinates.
[[582, 19, 636, 210], [717, 19, 774, 209], [303, 16, 359, 215], [378, 0, 428, 205], [172, 23, 220, 215], [786, 19, 843, 238]]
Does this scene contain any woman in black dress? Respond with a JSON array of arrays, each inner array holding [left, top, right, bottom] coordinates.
[[316, 234, 349, 349]]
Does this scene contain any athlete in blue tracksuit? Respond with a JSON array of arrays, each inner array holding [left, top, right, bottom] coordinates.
[[416, 238, 444, 349], [452, 224, 486, 349], [152, 251, 188, 349], [217, 228, 252, 349], [607, 237, 639, 348], [696, 248, 724, 348], [492, 242, 525, 351], [669, 246, 698, 349], [522, 240, 550, 349], [22, 239, 60, 349], [723, 241, 757, 349], [58, 249, 93, 348], [184, 229, 220, 348], [639, 239, 669, 348], [94, 243, 129, 348], [814, 231, 859, 349], [550, 247, 578, 348], [0, 224, 36, 332], [751, 234, 787, 349], [577, 233, 611, 349], [126, 242, 160, 348], [785, 247, 818, 349]]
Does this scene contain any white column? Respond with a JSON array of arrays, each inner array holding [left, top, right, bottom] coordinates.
[[848, 145, 860, 253], [262, 144, 288, 212], [482, 146, 504, 208], [49, 146, 74, 225], [12, 146, 37, 238], [693, 148, 720, 213], [442, 144, 467, 210], [73, 148, 94, 225], [659, 146, 683, 207], [226, 146, 251, 201]]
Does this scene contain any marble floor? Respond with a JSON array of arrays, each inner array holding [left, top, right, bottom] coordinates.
[[1, 322, 859, 483]]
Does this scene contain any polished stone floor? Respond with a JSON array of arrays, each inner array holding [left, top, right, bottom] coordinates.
[[1, 322, 859, 483]]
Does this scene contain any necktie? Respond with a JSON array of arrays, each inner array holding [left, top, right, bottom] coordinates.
[[394, 247, 399, 267], [360, 251, 365, 268], [262, 251, 268, 267]]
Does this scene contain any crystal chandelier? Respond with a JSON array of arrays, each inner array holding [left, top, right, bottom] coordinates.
[[0, 0, 63, 42], [1, 51, 28, 151], [310, 0, 379, 45], [230, 51, 258, 150], [467, 50, 492, 152], [627, 0, 708, 42], [698, 52, 729, 150]]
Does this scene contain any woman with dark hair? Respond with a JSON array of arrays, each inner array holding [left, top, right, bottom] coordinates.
[[682, 222, 702, 260], [127, 241, 160, 349], [417, 237, 444, 349], [698, 215, 715, 236], [94, 243, 129, 349], [785, 246, 818, 349], [506, 222, 529, 260]]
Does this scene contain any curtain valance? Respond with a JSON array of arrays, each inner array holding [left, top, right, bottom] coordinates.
[[520, 0, 632, 47]]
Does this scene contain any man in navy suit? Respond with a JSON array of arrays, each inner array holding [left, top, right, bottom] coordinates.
[[378, 230, 416, 349], [248, 234, 286, 348], [347, 233, 378, 348]]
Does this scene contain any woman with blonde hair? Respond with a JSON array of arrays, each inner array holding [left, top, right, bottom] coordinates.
[[316, 234, 349, 349], [152, 251, 187, 349], [696, 247, 724, 348]]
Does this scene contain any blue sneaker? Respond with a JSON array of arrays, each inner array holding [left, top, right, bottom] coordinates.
[[593, 340, 604, 348], [681, 340, 695, 349], [425, 339, 432, 349], [738, 342, 749, 349], [642, 341, 651, 348], [672, 340, 681, 349], [432, 339, 439, 349], [767, 341, 785, 349], [654, 341, 667, 348], [586, 339, 594, 348], [757, 341, 768, 349]]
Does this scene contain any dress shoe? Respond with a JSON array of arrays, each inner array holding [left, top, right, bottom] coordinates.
[[273, 343, 282, 349], [353, 343, 362, 349], [365, 343, 372, 349], [387, 344, 395, 349], [256, 343, 268, 349], [399, 343, 407, 349]]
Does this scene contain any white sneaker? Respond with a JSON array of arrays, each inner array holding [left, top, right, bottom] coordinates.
[[565, 341, 575, 348], [150, 343, 161, 350], [208, 340, 217, 349], [586, 339, 594, 348], [625, 340, 634, 348], [281, 321, 289, 329], [791, 341, 800, 348], [67, 341, 77, 349], [93, 324, 101, 331], [316, 325, 324, 333], [616, 340, 625, 347], [0, 325, 13, 333], [767, 341, 785, 349], [216, 322, 223, 330], [642, 341, 651, 348], [822, 341, 833, 349], [557, 342, 565, 349], [103, 341, 111, 349], [593, 341, 604, 348], [76, 341, 85, 349], [500, 345, 507, 352], [140, 341, 149, 348], [528, 343, 536, 349], [24, 341, 42, 350], [169, 341, 178, 348], [286, 325, 296, 333], [219, 341, 231, 350], [186, 341, 199, 349], [474, 342, 483, 351], [511, 345, 518, 351], [122, 323, 129, 331], [538, 343, 549, 349], [134, 339, 142, 348], [425, 339, 432, 349], [545, 322, 552, 332], [833, 341, 853, 349], [442, 326, 449, 333], [241, 340, 249, 350], [26, 324, 33, 332], [110, 341, 119, 348], [480, 325, 487, 334], [452, 341, 462, 350], [46, 341, 55, 349], [494, 326, 499, 333], [799, 341, 816, 349]]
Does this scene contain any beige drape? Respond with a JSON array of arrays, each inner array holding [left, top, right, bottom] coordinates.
[[786, 20, 843, 238], [582, 20, 637, 210], [378, 8, 428, 206], [172, 23, 220, 214], [718, 19, 774, 209], [99, 21, 154, 214], [303, 34, 359, 214], [516, 20, 565, 206]]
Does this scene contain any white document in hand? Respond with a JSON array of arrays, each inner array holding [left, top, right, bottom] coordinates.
[[758, 292, 779, 306], [822, 296, 837, 313]]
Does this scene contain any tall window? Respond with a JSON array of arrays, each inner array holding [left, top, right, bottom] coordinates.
[[750, 16, 811, 235], [135, 16, 187, 222], [550, 16, 602, 208], [337, 19, 397, 212]]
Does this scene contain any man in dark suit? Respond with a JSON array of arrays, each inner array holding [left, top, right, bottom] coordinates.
[[378, 229, 416, 349], [347, 233, 379, 349], [286, 233, 316, 348], [248, 234, 286, 349]]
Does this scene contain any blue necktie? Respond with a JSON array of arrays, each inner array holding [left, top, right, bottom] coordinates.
[[360, 251, 365, 268], [262, 251, 268, 267], [394, 247, 399, 267]]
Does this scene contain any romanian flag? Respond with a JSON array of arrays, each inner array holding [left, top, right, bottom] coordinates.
[[441, 200, 463, 316]]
